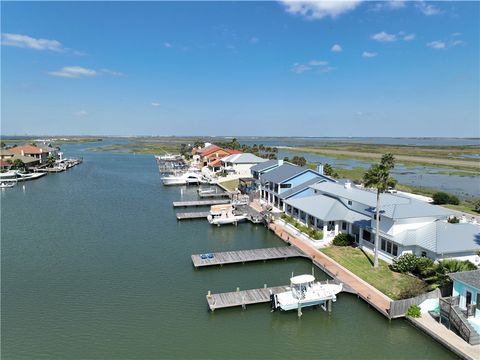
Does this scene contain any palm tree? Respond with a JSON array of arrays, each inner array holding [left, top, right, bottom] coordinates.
[[425, 259, 477, 288], [47, 154, 57, 168], [363, 153, 396, 268]]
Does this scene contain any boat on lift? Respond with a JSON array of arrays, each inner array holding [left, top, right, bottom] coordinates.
[[207, 204, 248, 226], [161, 171, 207, 186], [0, 181, 16, 188], [270, 274, 343, 312]]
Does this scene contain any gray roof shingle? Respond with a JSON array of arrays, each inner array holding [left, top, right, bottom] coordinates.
[[261, 163, 306, 184], [279, 178, 327, 200], [250, 159, 279, 173], [449, 270, 480, 290]]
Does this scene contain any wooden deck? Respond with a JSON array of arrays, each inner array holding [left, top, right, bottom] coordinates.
[[206, 279, 344, 311], [206, 285, 289, 310], [176, 211, 210, 220], [191, 246, 306, 268], [172, 199, 230, 208]]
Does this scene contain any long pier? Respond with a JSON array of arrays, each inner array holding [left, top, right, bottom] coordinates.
[[176, 211, 210, 220], [206, 279, 343, 311], [172, 199, 230, 208], [191, 246, 306, 268]]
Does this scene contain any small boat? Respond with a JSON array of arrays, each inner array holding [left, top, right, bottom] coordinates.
[[270, 275, 343, 312], [161, 171, 207, 186], [207, 204, 248, 226], [0, 181, 16, 188], [198, 188, 216, 195]]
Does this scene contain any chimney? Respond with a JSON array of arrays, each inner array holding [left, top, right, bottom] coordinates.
[[21, 150, 24, 156], [278, 159, 284, 166], [317, 163, 324, 175], [344, 181, 351, 189]]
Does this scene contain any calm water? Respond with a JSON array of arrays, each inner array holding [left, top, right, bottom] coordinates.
[[1, 144, 457, 359]]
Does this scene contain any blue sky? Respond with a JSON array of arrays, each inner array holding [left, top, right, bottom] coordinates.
[[1, 1, 479, 137]]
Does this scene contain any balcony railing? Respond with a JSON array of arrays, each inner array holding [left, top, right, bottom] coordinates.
[[439, 296, 477, 344]]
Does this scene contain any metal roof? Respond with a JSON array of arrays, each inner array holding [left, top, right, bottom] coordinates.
[[279, 178, 327, 200], [250, 159, 279, 173], [221, 153, 267, 164], [449, 270, 480, 290], [261, 163, 310, 184], [310, 182, 452, 220], [285, 194, 371, 223]]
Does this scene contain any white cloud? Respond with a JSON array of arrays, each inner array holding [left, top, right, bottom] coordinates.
[[371, 0, 405, 11], [416, 1, 442, 16], [281, 1, 362, 20], [403, 33, 416, 41], [48, 66, 97, 78], [291, 63, 312, 74], [292, 60, 333, 74], [164, 42, 172, 48], [372, 31, 397, 42], [250, 36, 259, 44], [151, 102, 161, 107], [451, 39, 464, 47], [1, 33, 64, 51], [100, 69, 125, 77], [309, 59, 328, 66], [426, 40, 446, 49], [331, 44, 342, 52], [75, 110, 88, 117], [362, 51, 377, 58]]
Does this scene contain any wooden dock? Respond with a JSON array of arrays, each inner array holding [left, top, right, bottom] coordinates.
[[191, 246, 305, 268], [206, 280, 343, 311], [207, 285, 289, 311], [172, 199, 230, 208], [176, 211, 210, 220], [198, 192, 229, 198]]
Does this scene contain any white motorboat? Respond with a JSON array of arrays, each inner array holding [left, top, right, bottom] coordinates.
[[161, 171, 207, 186], [207, 204, 248, 226], [270, 275, 343, 312], [0, 181, 16, 188], [0, 170, 47, 182], [198, 188, 216, 195]]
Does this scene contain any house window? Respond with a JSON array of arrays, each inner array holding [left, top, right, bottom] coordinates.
[[381, 239, 386, 251], [386, 241, 392, 254], [363, 230, 371, 242], [374, 214, 381, 221], [348, 200, 352, 205], [392, 244, 398, 256], [280, 183, 292, 189], [380, 238, 399, 256], [476, 294, 480, 311], [421, 251, 427, 257], [286, 205, 292, 213], [342, 222, 347, 231], [274, 184, 279, 193]]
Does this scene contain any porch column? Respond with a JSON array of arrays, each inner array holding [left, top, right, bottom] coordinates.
[[323, 225, 328, 235], [334, 222, 339, 236]]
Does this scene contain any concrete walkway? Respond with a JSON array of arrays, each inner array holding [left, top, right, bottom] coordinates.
[[408, 314, 480, 360], [269, 222, 392, 317]]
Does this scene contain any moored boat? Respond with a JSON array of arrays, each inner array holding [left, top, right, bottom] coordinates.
[[161, 171, 207, 185], [270, 275, 343, 312], [207, 204, 248, 226]]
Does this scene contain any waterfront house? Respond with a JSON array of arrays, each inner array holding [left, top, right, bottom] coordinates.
[[439, 270, 480, 345], [9, 144, 49, 164], [250, 159, 283, 180], [0, 148, 15, 161], [283, 181, 480, 262], [220, 153, 267, 178], [196, 144, 235, 167], [257, 161, 335, 211]]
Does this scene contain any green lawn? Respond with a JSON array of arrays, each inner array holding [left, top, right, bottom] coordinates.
[[321, 246, 425, 300], [219, 178, 239, 192]]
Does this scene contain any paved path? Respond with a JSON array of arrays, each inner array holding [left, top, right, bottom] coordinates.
[[270, 222, 392, 317], [408, 314, 480, 360]]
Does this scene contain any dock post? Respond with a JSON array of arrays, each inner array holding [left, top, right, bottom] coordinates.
[[297, 304, 302, 317], [237, 287, 240, 292], [327, 299, 332, 312], [264, 284, 267, 288]]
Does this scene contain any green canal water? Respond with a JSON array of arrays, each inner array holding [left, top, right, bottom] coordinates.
[[1, 146, 457, 359]]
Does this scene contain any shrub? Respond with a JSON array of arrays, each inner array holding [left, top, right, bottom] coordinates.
[[399, 282, 428, 299], [448, 195, 460, 205], [473, 198, 480, 213], [414, 257, 435, 277], [432, 192, 451, 205], [391, 253, 419, 273], [406, 304, 421, 318], [448, 216, 459, 224], [332, 233, 355, 246]]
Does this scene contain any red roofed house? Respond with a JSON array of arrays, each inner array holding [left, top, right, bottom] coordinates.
[[9, 144, 49, 164]]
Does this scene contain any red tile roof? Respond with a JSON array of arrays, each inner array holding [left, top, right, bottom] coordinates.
[[208, 159, 222, 167], [227, 149, 242, 154], [198, 144, 221, 156], [9, 145, 44, 155]]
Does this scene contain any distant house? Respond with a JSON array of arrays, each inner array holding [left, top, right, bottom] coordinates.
[[450, 270, 480, 319], [283, 180, 480, 263], [9, 144, 50, 164], [220, 153, 267, 177], [195, 144, 233, 166], [0, 148, 40, 168], [0, 149, 15, 161], [250, 159, 283, 180]]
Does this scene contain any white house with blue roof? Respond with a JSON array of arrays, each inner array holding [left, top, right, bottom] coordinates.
[[283, 181, 480, 263], [255, 161, 335, 211]]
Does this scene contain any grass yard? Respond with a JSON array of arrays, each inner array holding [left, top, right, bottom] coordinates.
[[219, 178, 239, 192], [321, 246, 425, 300]]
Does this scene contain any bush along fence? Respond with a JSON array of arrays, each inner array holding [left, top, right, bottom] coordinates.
[[388, 288, 441, 319], [280, 214, 323, 241]]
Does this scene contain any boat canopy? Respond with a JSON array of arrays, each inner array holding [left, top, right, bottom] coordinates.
[[290, 274, 315, 285]]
